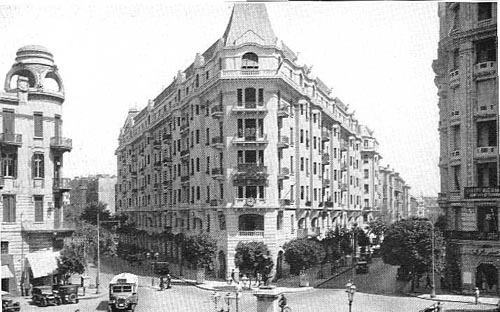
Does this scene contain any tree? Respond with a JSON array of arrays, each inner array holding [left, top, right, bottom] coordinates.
[[234, 242, 274, 284], [72, 221, 117, 264], [355, 228, 370, 252], [283, 238, 325, 275], [380, 217, 445, 290], [57, 241, 86, 284], [367, 218, 388, 244], [80, 201, 111, 226], [182, 233, 217, 268]]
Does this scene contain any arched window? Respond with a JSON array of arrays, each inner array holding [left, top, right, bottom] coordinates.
[[238, 214, 264, 231], [43, 72, 60, 92], [241, 52, 259, 70], [298, 218, 306, 229], [311, 217, 318, 228], [9, 69, 36, 89]]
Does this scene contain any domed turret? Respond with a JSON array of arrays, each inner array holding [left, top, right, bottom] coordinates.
[[4, 45, 64, 97]]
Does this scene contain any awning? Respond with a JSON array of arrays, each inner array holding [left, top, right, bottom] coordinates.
[[25, 250, 60, 278], [1, 265, 14, 279]]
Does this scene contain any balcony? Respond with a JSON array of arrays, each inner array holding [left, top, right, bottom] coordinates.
[[211, 167, 224, 180], [445, 231, 500, 241], [340, 183, 348, 191], [210, 199, 221, 206], [162, 157, 172, 166], [220, 69, 276, 78], [473, 61, 497, 79], [449, 69, 460, 88], [181, 175, 190, 183], [340, 141, 348, 151], [322, 153, 330, 165], [236, 163, 267, 175], [277, 135, 290, 149], [162, 133, 172, 142], [297, 228, 309, 238], [180, 123, 189, 133], [323, 179, 330, 187], [180, 149, 190, 157], [279, 199, 291, 206], [450, 150, 460, 161], [232, 134, 268, 146], [464, 186, 500, 199], [321, 129, 330, 141], [162, 180, 172, 189], [50, 137, 72, 152], [475, 103, 497, 118], [211, 105, 224, 118], [277, 105, 290, 118], [53, 178, 71, 192], [153, 140, 162, 149], [278, 167, 290, 180], [211, 136, 224, 149], [324, 201, 333, 208], [232, 103, 267, 115], [305, 201, 312, 207], [153, 161, 162, 168], [238, 230, 264, 237], [475, 146, 498, 159], [0, 133, 22, 147], [340, 162, 348, 171]]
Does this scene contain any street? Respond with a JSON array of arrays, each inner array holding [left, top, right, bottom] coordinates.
[[12, 256, 494, 312]]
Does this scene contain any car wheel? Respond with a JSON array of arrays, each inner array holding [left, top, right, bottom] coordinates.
[[40, 298, 47, 307], [69, 293, 77, 303]]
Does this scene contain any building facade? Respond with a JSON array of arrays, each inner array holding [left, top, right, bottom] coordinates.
[[66, 174, 117, 223], [434, 2, 499, 292], [115, 4, 410, 278], [378, 165, 412, 224], [0, 46, 72, 294]]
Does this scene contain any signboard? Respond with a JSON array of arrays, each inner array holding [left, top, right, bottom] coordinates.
[[464, 187, 500, 199], [463, 272, 472, 284]]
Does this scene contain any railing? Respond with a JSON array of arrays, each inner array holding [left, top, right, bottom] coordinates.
[[0, 133, 22, 146], [50, 136, 72, 151], [239, 230, 264, 237], [162, 133, 172, 141], [279, 199, 291, 206], [211, 136, 224, 145], [449, 69, 460, 87], [475, 103, 497, 117], [211, 167, 223, 175], [220, 69, 276, 77], [305, 201, 312, 207], [181, 176, 190, 182], [450, 150, 460, 158], [445, 231, 500, 241], [232, 134, 268, 144], [279, 167, 290, 175], [162, 180, 172, 188], [277, 135, 290, 147], [473, 61, 497, 78], [323, 179, 330, 186], [211, 105, 223, 116], [464, 186, 500, 199], [53, 178, 71, 191], [325, 201, 333, 208], [297, 228, 309, 238], [277, 105, 290, 117], [237, 163, 267, 174], [476, 146, 498, 158], [321, 129, 330, 141], [162, 157, 172, 164], [180, 149, 189, 157]]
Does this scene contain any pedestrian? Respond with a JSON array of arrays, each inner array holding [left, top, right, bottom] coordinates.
[[436, 301, 443, 312], [231, 269, 236, 284], [475, 287, 480, 304], [159, 276, 165, 290], [166, 273, 172, 289], [425, 274, 432, 289]]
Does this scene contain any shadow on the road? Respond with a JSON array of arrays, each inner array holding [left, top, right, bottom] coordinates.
[[95, 300, 109, 311]]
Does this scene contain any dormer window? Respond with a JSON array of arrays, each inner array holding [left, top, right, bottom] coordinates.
[[242, 52, 259, 70]]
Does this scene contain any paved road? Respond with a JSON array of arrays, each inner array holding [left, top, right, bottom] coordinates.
[[318, 257, 411, 295]]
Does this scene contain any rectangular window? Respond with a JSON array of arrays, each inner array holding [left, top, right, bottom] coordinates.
[[32, 153, 44, 178], [34, 112, 43, 137], [334, 170, 337, 181], [333, 148, 337, 158], [2, 195, 16, 222], [258, 88, 264, 106], [237, 89, 243, 106], [206, 128, 210, 145], [364, 169, 369, 179], [300, 186, 304, 200], [313, 136, 317, 149], [313, 162, 317, 175], [2, 153, 17, 178], [219, 184, 224, 200], [476, 39, 496, 63], [300, 130, 304, 143], [196, 158, 200, 172], [290, 185, 294, 201], [1, 241, 8, 254], [197, 186, 200, 201], [34, 195, 43, 222], [206, 186, 210, 201], [478, 3, 492, 21], [290, 156, 294, 174], [196, 130, 200, 144], [300, 157, 304, 171]]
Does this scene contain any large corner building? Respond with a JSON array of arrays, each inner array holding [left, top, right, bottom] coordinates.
[[0, 46, 72, 294], [435, 3, 499, 293], [116, 4, 409, 278]]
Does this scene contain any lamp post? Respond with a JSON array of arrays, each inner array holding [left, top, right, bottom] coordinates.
[[431, 221, 436, 298], [96, 216, 120, 295], [346, 280, 356, 312]]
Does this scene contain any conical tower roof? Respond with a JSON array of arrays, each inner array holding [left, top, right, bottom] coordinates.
[[222, 3, 277, 47]]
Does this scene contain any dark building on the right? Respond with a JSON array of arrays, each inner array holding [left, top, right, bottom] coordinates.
[[434, 3, 498, 293]]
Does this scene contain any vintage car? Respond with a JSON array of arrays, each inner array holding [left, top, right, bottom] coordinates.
[[1, 291, 21, 312], [108, 273, 139, 312], [54, 284, 79, 304], [355, 261, 369, 274], [32, 286, 61, 307]]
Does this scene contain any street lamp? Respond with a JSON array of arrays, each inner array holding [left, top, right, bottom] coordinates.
[[96, 215, 120, 295], [431, 221, 436, 298], [345, 280, 356, 312]]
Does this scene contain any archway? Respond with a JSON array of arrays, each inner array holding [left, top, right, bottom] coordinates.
[[218, 251, 226, 279], [476, 263, 499, 292]]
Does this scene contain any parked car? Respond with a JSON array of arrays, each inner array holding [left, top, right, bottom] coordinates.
[[54, 284, 79, 304], [355, 261, 369, 274], [1, 291, 20, 312], [32, 286, 61, 307], [109, 273, 139, 312]]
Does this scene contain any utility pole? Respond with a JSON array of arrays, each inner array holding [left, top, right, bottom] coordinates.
[[431, 221, 436, 298], [96, 210, 100, 294]]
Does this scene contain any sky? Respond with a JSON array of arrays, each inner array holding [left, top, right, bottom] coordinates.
[[0, 0, 440, 197]]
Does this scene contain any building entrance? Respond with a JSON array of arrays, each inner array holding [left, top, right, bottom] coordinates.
[[476, 263, 499, 292]]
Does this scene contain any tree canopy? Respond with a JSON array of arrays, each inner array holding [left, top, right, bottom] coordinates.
[[283, 238, 325, 275], [57, 241, 86, 284], [80, 201, 111, 226], [380, 217, 444, 277], [234, 241, 274, 280], [182, 233, 217, 268], [72, 221, 117, 264], [367, 218, 388, 243]]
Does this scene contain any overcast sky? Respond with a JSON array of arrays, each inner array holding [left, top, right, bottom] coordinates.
[[0, 0, 440, 197]]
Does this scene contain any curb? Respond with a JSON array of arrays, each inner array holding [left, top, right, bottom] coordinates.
[[78, 289, 107, 300], [315, 267, 354, 288], [406, 292, 499, 306]]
